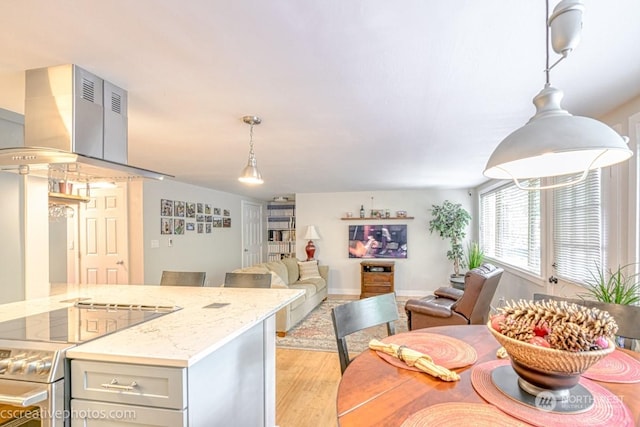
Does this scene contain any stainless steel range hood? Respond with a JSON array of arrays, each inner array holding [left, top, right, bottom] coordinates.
[[0, 64, 171, 182]]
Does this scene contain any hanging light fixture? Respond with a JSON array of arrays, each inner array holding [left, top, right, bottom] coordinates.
[[238, 115, 264, 185], [484, 0, 632, 190]]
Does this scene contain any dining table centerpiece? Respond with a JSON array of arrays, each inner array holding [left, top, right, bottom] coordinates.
[[487, 299, 617, 403]]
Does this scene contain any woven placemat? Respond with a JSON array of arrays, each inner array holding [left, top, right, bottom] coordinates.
[[583, 350, 640, 383], [471, 359, 634, 427], [400, 402, 532, 426], [378, 332, 477, 371]]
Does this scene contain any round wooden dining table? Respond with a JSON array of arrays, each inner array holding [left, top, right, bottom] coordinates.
[[337, 325, 640, 426]]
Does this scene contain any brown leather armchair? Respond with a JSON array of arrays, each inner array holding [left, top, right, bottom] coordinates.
[[405, 263, 504, 330]]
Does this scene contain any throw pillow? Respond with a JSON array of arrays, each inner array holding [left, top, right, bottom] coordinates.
[[298, 260, 321, 280], [269, 271, 288, 289]]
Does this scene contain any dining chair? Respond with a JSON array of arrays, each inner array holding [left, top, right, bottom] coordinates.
[[223, 272, 272, 288], [404, 263, 504, 330], [160, 270, 206, 286], [533, 293, 640, 350], [331, 292, 399, 374]]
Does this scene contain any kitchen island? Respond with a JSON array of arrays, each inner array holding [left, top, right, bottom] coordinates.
[[0, 284, 303, 427]]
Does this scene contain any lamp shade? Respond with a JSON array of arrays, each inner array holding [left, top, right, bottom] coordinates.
[[484, 86, 632, 185], [304, 225, 320, 240], [238, 156, 263, 184]]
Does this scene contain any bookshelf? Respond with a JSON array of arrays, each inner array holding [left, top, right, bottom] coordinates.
[[267, 200, 296, 261]]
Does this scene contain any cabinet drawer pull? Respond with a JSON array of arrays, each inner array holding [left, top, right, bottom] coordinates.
[[100, 378, 138, 391]]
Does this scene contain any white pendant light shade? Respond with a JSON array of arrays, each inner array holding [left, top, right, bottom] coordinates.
[[484, 0, 632, 189], [238, 115, 264, 185], [484, 86, 632, 185]]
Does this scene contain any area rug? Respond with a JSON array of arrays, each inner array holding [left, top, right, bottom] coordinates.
[[276, 296, 409, 353]]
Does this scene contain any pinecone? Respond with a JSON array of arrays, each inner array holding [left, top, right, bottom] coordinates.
[[497, 299, 618, 351]]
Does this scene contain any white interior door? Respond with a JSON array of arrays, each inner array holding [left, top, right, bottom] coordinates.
[[78, 185, 129, 284], [242, 201, 263, 267]]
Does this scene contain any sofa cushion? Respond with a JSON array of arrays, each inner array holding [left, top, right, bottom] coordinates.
[[289, 283, 318, 310], [298, 277, 326, 293], [298, 260, 321, 280], [265, 261, 289, 285], [281, 257, 300, 284]]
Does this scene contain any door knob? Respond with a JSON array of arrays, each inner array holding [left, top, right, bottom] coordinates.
[[116, 260, 124, 265]]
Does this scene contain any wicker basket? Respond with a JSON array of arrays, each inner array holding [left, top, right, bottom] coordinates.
[[487, 321, 614, 375]]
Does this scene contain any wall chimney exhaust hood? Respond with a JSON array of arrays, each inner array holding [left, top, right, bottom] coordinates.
[[0, 64, 172, 182]]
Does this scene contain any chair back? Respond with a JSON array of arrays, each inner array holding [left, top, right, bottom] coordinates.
[[224, 273, 272, 288], [160, 271, 206, 286], [331, 293, 399, 374], [453, 263, 503, 324], [533, 293, 640, 348]]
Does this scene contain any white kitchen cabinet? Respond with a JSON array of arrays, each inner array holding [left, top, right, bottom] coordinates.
[[71, 360, 186, 409], [70, 316, 276, 427], [71, 399, 187, 426]]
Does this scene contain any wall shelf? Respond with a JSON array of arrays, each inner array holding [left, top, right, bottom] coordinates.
[[48, 192, 91, 204], [341, 217, 414, 220]]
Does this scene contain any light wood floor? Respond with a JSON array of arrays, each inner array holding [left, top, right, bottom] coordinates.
[[276, 348, 341, 427]]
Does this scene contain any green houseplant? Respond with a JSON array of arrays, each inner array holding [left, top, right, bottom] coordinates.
[[429, 200, 471, 277], [466, 241, 484, 270], [581, 263, 640, 305]]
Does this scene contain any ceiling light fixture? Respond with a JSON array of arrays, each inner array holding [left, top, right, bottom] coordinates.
[[484, 0, 632, 190], [238, 115, 264, 185]]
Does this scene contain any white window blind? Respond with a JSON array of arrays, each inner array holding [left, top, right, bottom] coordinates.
[[553, 170, 602, 284], [480, 181, 541, 274]]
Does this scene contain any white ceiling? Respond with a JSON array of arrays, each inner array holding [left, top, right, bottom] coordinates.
[[1, 1, 639, 201]]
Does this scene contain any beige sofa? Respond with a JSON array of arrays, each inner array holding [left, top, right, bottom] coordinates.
[[233, 257, 329, 335]]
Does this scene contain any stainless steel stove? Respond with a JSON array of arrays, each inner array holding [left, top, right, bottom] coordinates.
[[0, 301, 179, 427]]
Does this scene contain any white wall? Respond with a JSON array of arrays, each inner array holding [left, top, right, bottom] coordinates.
[[295, 189, 473, 297], [141, 179, 263, 287]]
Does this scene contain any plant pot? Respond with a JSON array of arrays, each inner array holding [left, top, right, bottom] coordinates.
[[450, 275, 465, 290]]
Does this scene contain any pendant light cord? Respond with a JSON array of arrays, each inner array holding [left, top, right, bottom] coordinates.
[[248, 122, 255, 157], [545, 0, 550, 86]]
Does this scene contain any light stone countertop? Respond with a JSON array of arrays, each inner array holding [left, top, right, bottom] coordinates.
[[0, 284, 303, 368]]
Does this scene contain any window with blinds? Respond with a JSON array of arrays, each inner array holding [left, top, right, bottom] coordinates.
[[480, 180, 541, 274], [553, 170, 603, 284]]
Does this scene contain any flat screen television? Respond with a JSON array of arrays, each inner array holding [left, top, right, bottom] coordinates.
[[348, 224, 407, 259]]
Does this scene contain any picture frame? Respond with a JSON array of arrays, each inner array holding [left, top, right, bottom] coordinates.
[[174, 218, 185, 235], [186, 202, 196, 218], [161, 218, 172, 234], [174, 201, 185, 217], [161, 199, 173, 216]]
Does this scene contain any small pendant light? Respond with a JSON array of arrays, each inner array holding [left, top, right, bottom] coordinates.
[[238, 115, 264, 185]]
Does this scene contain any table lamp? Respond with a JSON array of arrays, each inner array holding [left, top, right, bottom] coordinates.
[[304, 225, 321, 261]]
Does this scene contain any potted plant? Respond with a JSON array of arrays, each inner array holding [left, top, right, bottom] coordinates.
[[581, 263, 640, 305], [429, 200, 471, 280], [466, 241, 484, 270]]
